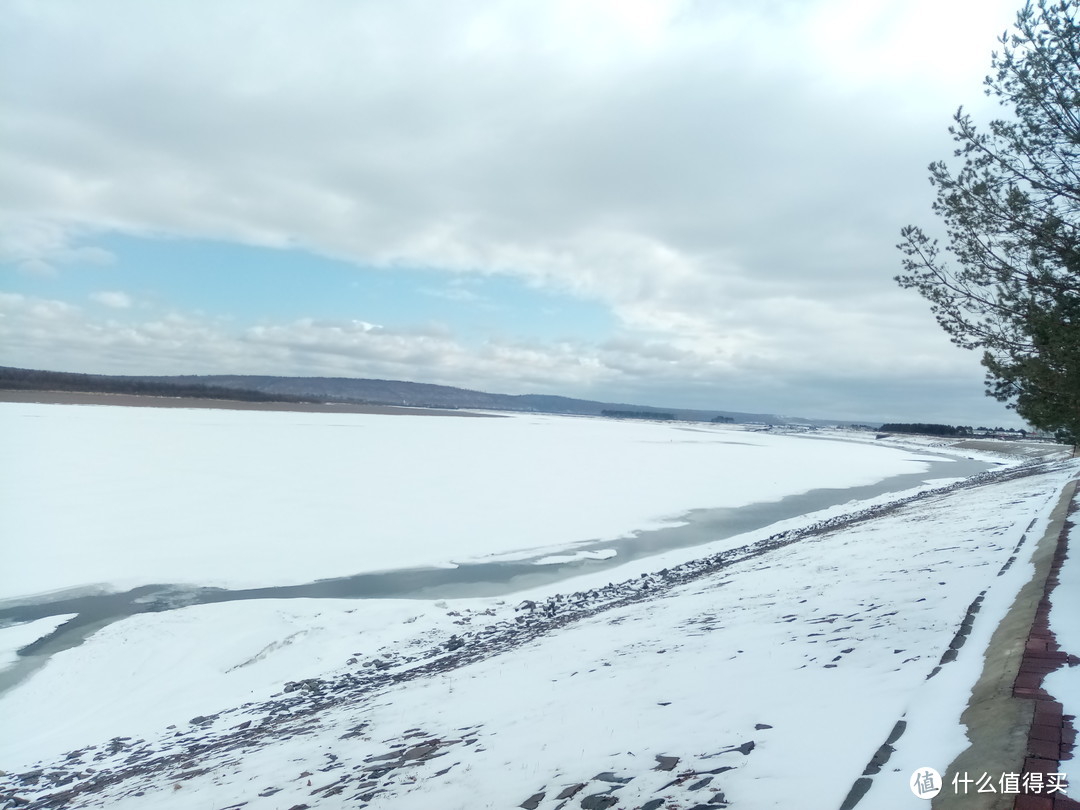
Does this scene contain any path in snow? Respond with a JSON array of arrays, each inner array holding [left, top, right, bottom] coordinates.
[[852, 478, 1079, 810]]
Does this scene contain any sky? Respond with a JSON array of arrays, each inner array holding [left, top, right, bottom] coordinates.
[[0, 0, 1034, 425]]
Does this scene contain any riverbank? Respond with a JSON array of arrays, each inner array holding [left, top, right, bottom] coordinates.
[[1, 457, 1076, 809]]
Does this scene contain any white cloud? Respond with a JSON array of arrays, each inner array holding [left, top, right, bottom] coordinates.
[[0, 216, 114, 275], [0, 1, 1017, 279], [89, 291, 133, 309], [0, 0, 1025, 422], [0, 292, 1015, 424], [0, 292, 78, 321]]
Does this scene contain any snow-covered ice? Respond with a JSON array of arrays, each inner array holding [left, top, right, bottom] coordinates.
[[2, 403, 941, 601], [1, 402, 1076, 809]]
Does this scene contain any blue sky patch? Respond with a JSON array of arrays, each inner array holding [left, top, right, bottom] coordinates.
[[2, 234, 615, 343]]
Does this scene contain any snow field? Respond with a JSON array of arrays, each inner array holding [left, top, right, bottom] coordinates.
[[0, 403, 940, 600], [2, 459, 1075, 809]]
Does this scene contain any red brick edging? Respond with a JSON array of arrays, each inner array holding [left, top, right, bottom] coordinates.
[[1012, 491, 1080, 810]]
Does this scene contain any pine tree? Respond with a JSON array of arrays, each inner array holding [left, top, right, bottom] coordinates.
[[897, 0, 1080, 444]]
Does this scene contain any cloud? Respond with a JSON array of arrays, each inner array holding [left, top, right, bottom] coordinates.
[[0, 292, 1012, 424], [0, 1, 1016, 274], [0, 216, 114, 275], [0, 0, 1025, 422], [89, 291, 133, 309]]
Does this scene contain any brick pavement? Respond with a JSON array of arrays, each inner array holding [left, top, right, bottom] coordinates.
[[1012, 492, 1080, 810]]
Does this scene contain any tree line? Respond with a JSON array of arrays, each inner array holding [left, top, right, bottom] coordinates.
[[878, 423, 1028, 437], [0, 366, 312, 404], [601, 410, 676, 421], [879, 423, 974, 437]]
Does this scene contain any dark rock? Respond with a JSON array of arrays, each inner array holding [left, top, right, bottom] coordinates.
[[688, 776, 713, 790], [366, 750, 404, 763], [402, 744, 438, 761], [283, 678, 323, 693], [710, 790, 728, 805], [445, 635, 466, 651], [704, 765, 735, 775], [754, 723, 772, 730], [641, 801, 665, 810], [579, 794, 618, 810], [885, 720, 907, 746], [592, 772, 631, 784], [737, 741, 755, 755], [839, 777, 873, 810], [340, 722, 370, 740], [654, 755, 679, 771], [861, 742, 894, 776], [519, 791, 545, 809], [105, 738, 129, 754], [557, 783, 586, 799]]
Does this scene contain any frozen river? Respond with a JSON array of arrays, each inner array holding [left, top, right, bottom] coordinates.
[[0, 449, 993, 697], [0, 403, 1000, 698]]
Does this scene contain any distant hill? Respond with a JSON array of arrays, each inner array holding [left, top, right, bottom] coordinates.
[[138, 373, 810, 424], [0, 366, 827, 425], [0, 366, 312, 404]]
